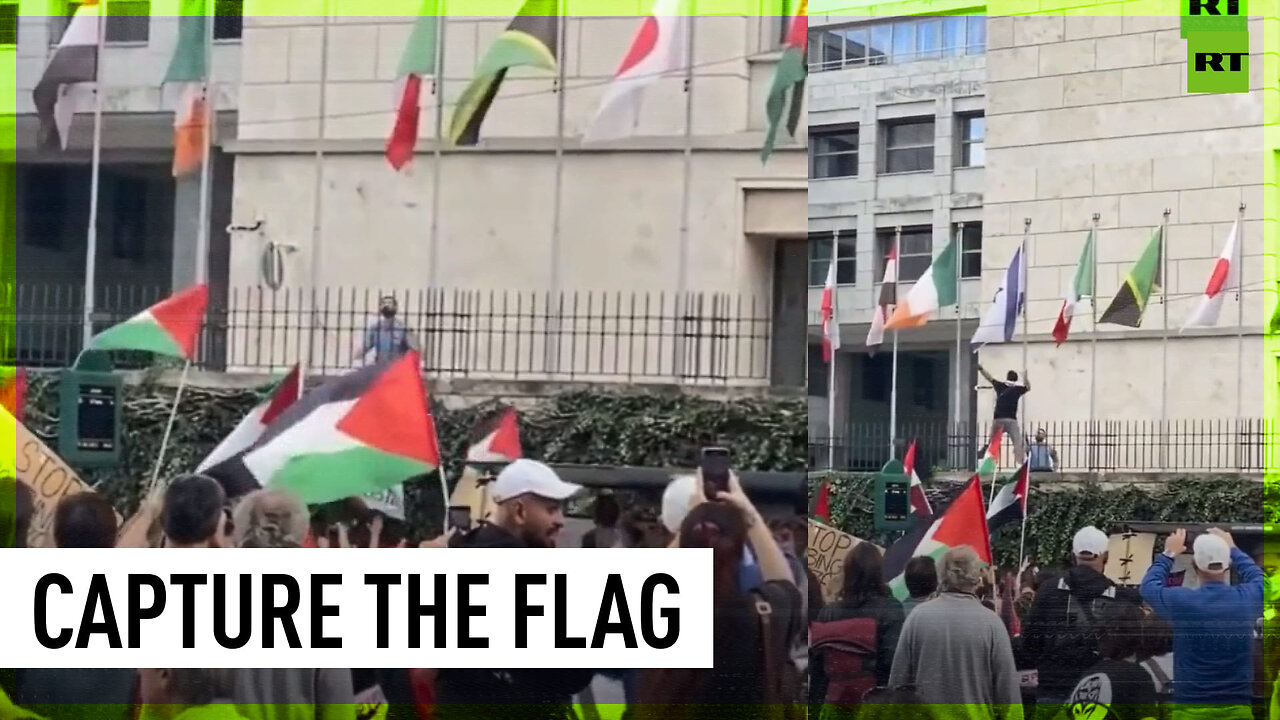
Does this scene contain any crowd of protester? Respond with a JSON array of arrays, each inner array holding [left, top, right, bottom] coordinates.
[[808, 526, 1271, 720], [0, 459, 809, 720]]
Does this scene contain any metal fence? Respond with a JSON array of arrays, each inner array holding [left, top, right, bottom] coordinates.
[[810, 419, 1279, 474], [5, 283, 774, 384]]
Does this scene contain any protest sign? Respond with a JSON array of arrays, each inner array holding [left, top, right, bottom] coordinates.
[[1103, 532, 1156, 586], [808, 520, 876, 601], [9, 411, 116, 548], [450, 465, 498, 524]]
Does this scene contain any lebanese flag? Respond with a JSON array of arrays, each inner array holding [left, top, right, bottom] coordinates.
[[583, 0, 688, 143], [812, 480, 831, 522], [986, 460, 1029, 535], [885, 475, 992, 600], [866, 238, 898, 351], [1, 368, 26, 423], [903, 439, 932, 519], [34, 0, 100, 151], [84, 284, 208, 360], [196, 365, 301, 473], [1182, 219, 1241, 331], [821, 260, 840, 363]]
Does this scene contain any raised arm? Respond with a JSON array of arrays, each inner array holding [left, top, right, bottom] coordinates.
[[1022, 370, 1031, 392], [977, 364, 995, 384], [1141, 529, 1186, 619]]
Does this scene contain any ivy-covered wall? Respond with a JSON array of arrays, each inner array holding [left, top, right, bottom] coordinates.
[[810, 473, 1271, 568], [26, 373, 806, 537]]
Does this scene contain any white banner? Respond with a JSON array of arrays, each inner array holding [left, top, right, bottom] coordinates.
[[0, 548, 713, 669]]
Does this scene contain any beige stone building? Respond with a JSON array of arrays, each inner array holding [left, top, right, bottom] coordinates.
[[808, 10, 1270, 473]]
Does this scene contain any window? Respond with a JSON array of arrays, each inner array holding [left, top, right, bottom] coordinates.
[[967, 15, 987, 54], [19, 168, 66, 250], [958, 113, 985, 167], [877, 226, 933, 283], [954, 222, 982, 278], [942, 16, 966, 57], [809, 125, 859, 179], [105, 0, 150, 43], [214, 0, 243, 40], [109, 174, 147, 261], [0, 3, 17, 45], [883, 118, 935, 174], [809, 15, 987, 72], [808, 230, 856, 287], [862, 353, 892, 402], [911, 356, 940, 410]]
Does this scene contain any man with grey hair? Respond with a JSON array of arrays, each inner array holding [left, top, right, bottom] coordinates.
[[889, 546, 1023, 720]]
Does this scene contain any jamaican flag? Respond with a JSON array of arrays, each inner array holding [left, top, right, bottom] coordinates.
[[1100, 226, 1163, 328], [448, 0, 560, 146]]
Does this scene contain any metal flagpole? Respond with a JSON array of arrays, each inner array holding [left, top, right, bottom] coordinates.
[[1019, 218, 1030, 465], [192, 0, 215, 285], [1160, 208, 1171, 469], [1088, 212, 1100, 472], [427, 9, 447, 289], [674, 8, 696, 381], [305, 4, 331, 380], [889, 226, 902, 460], [148, 361, 192, 494], [953, 222, 964, 439], [1236, 202, 1246, 470], [81, 0, 108, 350], [545, 11, 568, 374], [827, 333, 837, 470]]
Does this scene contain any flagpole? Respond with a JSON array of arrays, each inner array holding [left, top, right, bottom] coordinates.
[[1020, 218, 1030, 465], [954, 222, 964, 448], [674, 7, 696, 381], [148, 360, 192, 494], [1236, 202, 1246, 470], [81, 0, 108, 351], [827, 343, 837, 470], [889, 226, 902, 461], [1160, 208, 1171, 470], [305, 3, 331, 381], [427, 9, 447, 289], [545, 11, 568, 375], [192, 0, 214, 286], [1017, 504, 1028, 575], [1088, 213, 1100, 473]]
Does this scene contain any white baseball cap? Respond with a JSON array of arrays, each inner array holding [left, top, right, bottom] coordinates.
[[1193, 533, 1233, 573], [1072, 526, 1110, 558], [489, 459, 582, 503], [661, 475, 698, 534]]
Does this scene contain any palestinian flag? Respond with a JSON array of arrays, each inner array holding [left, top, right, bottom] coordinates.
[[83, 284, 208, 360], [885, 476, 992, 600], [812, 480, 831, 522], [885, 237, 958, 330], [986, 461, 1029, 535], [164, 0, 211, 177], [903, 439, 932, 519], [866, 236, 898, 351], [1182, 219, 1241, 331], [196, 364, 301, 473], [0, 367, 26, 423], [976, 428, 1003, 484], [1100, 226, 1163, 328], [34, 0, 101, 151], [447, 0, 559, 147], [583, 0, 688, 143], [449, 405, 523, 521], [386, 0, 441, 171], [205, 352, 440, 505], [1052, 229, 1095, 345], [760, 0, 807, 163]]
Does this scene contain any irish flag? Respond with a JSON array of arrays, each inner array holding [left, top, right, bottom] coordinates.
[[196, 365, 302, 473], [884, 237, 958, 330], [1052, 229, 1095, 345], [386, 0, 440, 171], [885, 476, 992, 600], [1182, 219, 1241, 331], [583, 0, 688, 143], [164, 0, 211, 177], [206, 352, 440, 505], [760, 0, 807, 163], [903, 439, 931, 519], [84, 284, 208, 360]]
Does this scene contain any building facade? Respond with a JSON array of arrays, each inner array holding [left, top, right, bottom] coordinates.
[[809, 7, 1270, 473], [5, 5, 809, 388]]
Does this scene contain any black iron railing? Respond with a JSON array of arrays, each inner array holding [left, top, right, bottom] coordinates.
[[811, 418, 1278, 474], [5, 283, 774, 384]]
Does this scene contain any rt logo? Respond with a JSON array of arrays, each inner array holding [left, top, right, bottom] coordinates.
[[1183, 0, 1249, 93]]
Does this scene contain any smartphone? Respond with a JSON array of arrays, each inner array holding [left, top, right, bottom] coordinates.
[[701, 447, 731, 499], [447, 505, 473, 531]]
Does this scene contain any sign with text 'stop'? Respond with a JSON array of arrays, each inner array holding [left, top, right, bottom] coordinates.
[[1183, 0, 1249, 93]]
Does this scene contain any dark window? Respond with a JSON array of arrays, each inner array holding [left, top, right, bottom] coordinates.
[[109, 174, 147, 261], [809, 125, 859, 179], [19, 168, 66, 250], [808, 344, 827, 397], [0, 3, 17, 45], [809, 230, 856, 287], [911, 355, 940, 410], [956, 222, 982, 279], [105, 0, 150, 43], [958, 113, 985, 167], [877, 226, 933, 283], [883, 118, 935, 174], [214, 0, 243, 40], [862, 353, 892, 402]]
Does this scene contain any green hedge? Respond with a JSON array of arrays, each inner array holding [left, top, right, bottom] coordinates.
[[810, 473, 1271, 567], [26, 372, 806, 538]]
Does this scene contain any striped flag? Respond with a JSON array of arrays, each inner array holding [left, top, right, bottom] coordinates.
[[1052, 229, 1095, 345], [986, 461, 1029, 535], [885, 476, 992, 600], [164, 0, 211, 176], [971, 245, 1026, 347], [903, 439, 932, 519], [976, 428, 1003, 485], [84, 284, 209, 360], [583, 0, 688, 143], [820, 260, 840, 363], [34, 0, 101, 151], [885, 237, 958, 330], [866, 237, 898, 350], [196, 365, 302, 473], [386, 0, 441, 171]]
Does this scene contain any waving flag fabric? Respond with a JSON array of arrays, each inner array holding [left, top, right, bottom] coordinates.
[[196, 365, 302, 473], [84, 284, 208, 360], [885, 476, 992, 600], [903, 439, 932, 519], [986, 461, 1029, 535], [1182, 219, 1241, 331], [971, 245, 1025, 347], [386, 0, 441, 170], [1100, 227, 1163, 328], [760, 0, 807, 162], [885, 238, 957, 330], [1052, 230, 1095, 345], [866, 238, 898, 350], [821, 260, 840, 363], [34, 0, 101, 151], [584, 0, 688, 142]]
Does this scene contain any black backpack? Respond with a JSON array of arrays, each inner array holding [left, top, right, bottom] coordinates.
[[1046, 579, 1120, 669]]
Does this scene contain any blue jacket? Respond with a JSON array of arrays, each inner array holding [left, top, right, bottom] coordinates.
[[1139, 547, 1265, 706]]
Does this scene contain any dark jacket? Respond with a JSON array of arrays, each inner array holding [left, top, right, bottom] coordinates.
[[810, 595, 906, 703], [15, 668, 136, 720], [435, 523, 596, 720], [1021, 565, 1142, 698]]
